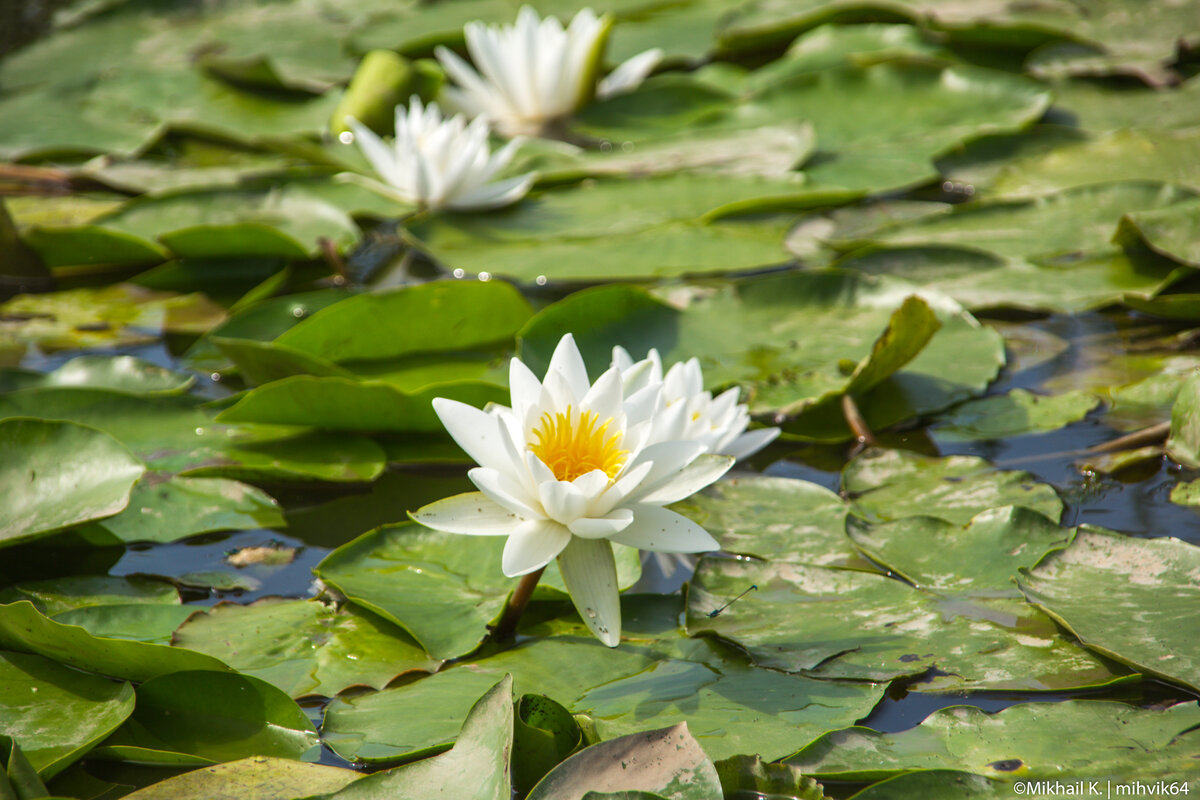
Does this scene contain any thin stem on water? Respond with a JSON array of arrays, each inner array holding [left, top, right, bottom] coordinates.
[[491, 566, 546, 642]]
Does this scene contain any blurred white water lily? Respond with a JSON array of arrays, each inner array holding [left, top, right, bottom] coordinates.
[[341, 97, 534, 211], [435, 6, 663, 137], [613, 347, 781, 461], [413, 334, 731, 647]]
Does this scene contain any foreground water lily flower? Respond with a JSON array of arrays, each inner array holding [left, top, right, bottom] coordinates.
[[342, 97, 535, 211], [613, 347, 781, 461], [413, 334, 731, 646], [435, 6, 663, 137]]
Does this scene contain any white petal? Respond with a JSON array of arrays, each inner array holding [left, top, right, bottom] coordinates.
[[621, 440, 703, 503], [433, 397, 518, 470], [580, 366, 624, 425], [636, 454, 733, 505], [608, 505, 719, 553], [449, 172, 535, 211], [557, 536, 621, 647], [611, 346, 634, 372], [723, 427, 781, 461], [502, 518, 571, 576], [411, 492, 524, 535], [470, 466, 544, 519], [571, 469, 610, 498], [547, 333, 591, 399], [538, 479, 587, 523], [347, 118, 402, 188], [509, 357, 543, 420], [597, 48, 663, 98], [568, 508, 633, 538]]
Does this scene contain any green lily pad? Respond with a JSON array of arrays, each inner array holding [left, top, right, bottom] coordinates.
[[786, 700, 1200, 782], [273, 281, 533, 363], [670, 476, 860, 567], [0, 418, 144, 547], [319, 676, 513, 800], [0, 388, 386, 482], [95, 670, 320, 765], [847, 505, 1073, 597], [932, 388, 1100, 441], [0, 735, 50, 800], [687, 558, 1124, 692], [714, 756, 825, 800], [518, 272, 1003, 440], [0, 575, 178, 617], [1166, 373, 1200, 468], [173, 597, 440, 698], [1017, 527, 1200, 693], [0, 601, 231, 682], [843, 448, 1064, 525], [215, 377, 508, 433], [513, 693, 583, 797], [95, 476, 284, 544], [0, 650, 134, 779], [847, 770, 1001, 800], [528, 724, 722, 800], [118, 757, 360, 800], [53, 604, 198, 645], [315, 522, 642, 660], [1116, 196, 1200, 269]]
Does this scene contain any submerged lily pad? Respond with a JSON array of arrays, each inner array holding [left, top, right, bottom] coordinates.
[[1017, 527, 1200, 693], [0, 418, 144, 547], [843, 448, 1064, 525], [932, 388, 1100, 441], [119, 757, 360, 800], [95, 476, 284, 544]]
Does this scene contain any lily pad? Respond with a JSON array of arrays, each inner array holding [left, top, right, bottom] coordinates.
[[842, 448, 1063, 525], [670, 476, 859, 567], [96, 670, 320, 765], [1165, 373, 1200, 468], [1116, 197, 1200, 269], [0, 418, 144, 547], [319, 676, 513, 800], [0, 575, 178, 617], [95, 476, 285, 544], [519, 272, 1004, 440], [687, 558, 1124, 692], [0, 355, 194, 395], [119, 757, 360, 800], [315, 522, 641, 660], [786, 700, 1200, 782], [0, 650, 134, 779], [1017, 527, 1200, 693], [173, 597, 440, 698], [931, 388, 1100, 441], [528, 724, 722, 800], [54, 604, 198, 645]]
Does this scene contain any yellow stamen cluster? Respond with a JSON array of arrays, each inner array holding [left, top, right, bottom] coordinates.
[[529, 406, 627, 482]]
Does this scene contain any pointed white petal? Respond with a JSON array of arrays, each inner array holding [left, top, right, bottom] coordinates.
[[346, 118, 402, 188], [580, 366, 624, 425], [557, 537, 621, 647], [411, 492, 524, 535], [509, 357, 543, 420], [723, 427, 781, 461], [571, 469, 610, 498], [597, 48, 663, 98], [433, 397, 518, 470], [608, 505, 719, 553], [547, 333, 591, 399], [502, 518, 571, 576], [470, 466, 544, 519], [611, 346, 634, 372], [449, 171, 535, 211], [636, 454, 732, 505]]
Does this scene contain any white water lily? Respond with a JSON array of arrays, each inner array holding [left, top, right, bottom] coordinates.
[[613, 347, 781, 461], [413, 334, 731, 647], [434, 6, 663, 137], [341, 97, 534, 211]]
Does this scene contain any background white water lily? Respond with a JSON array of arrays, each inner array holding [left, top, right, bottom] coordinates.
[[341, 97, 535, 211], [413, 334, 731, 646], [613, 346, 781, 461], [435, 6, 663, 137]]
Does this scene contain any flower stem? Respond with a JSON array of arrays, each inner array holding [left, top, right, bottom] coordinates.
[[492, 566, 546, 642]]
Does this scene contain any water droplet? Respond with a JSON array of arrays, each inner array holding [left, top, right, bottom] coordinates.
[[210, 371, 222, 382], [338, 131, 354, 144], [600, 140, 612, 152], [194, 427, 205, 436], [291, 305, 307, 318], [30, 687, 37, 693], [965, 184, 976, 196], [942, 180, 954, 192], [478, 271, 492, 282], [621, 141, 634, 153], [585, 608, 597, 618], [453, 268, 465, 279], [535, 275, 547, 285]]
